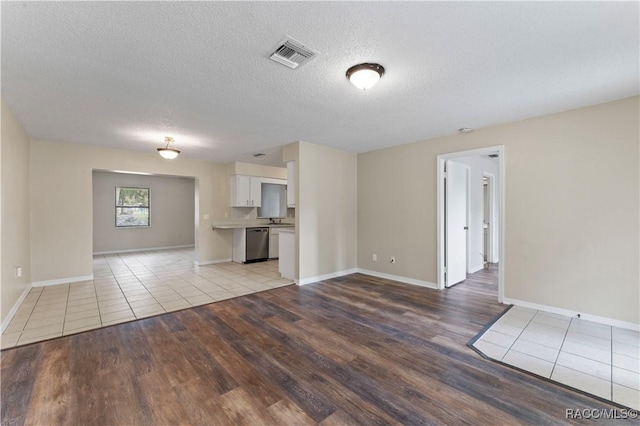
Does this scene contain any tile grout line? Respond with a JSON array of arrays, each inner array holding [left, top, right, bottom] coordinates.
[[482, 311, 538, 361], [549, 319, 615, 391], [129, 260, 168, 317], [610, 327, 613, 401], [548, 317, 574, 380], [494, 309, 537, 362], [7, 287, 43, 340], [106, 253, 136, 323], [500, 310, 566, 379], [93, 263, 104, 330], [2, 287, 44, 348], [60, 283, 71, 336]]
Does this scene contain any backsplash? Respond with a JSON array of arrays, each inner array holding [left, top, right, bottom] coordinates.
[[230, 207, 295, 221]]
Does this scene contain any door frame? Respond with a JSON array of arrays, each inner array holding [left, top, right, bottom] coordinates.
[[436, 146, 505, 302], [482, 171, 496, 263]]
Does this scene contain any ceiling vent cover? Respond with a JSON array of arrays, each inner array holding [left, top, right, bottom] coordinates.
[[268, 37, 319, 69]]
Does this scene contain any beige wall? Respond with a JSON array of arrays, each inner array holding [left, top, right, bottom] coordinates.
[[358, 96, 639, 324], [30, 140, 231, 283], [230, 162, 287, 179], [1, 98, 31, 323], [92, 171, 195, 253], [298, 141, 358, 281]]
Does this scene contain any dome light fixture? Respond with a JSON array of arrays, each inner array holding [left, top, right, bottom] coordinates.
[[346, 63, 385, 91], [157, 136, 180, 159]]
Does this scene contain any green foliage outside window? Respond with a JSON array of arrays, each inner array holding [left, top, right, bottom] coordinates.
[[115, 187, 150, 227]]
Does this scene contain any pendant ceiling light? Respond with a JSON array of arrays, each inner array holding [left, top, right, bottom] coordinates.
[[346, 63, 385, 91], [157, 136, 180, 159]]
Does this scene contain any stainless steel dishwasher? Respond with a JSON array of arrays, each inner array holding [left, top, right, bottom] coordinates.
[[245, 227, 269, 263]]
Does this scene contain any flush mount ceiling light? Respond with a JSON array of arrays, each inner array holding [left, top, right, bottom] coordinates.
[[157, 136, 180, 159], [346, 63, 385, 91]]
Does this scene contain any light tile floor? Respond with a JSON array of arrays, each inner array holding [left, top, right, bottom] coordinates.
[[473, 306, 640, 410], [1, 248, 292, 349]]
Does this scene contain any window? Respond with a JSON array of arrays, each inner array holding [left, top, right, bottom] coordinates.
[[115, 187, 150, 227]]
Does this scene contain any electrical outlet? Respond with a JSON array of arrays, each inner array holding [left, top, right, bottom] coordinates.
[[203, 214, 210, 220], [372, 253, 377, 261], [15, 267, 22, 278], [390, 257, 396, 264]]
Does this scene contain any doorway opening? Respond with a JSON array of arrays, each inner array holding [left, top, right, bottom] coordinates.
[[437, 146, 504, 301], [91, 169, 198, 262]]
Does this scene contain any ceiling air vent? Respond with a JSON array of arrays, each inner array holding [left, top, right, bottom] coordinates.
[[268, 37, 319, 69]]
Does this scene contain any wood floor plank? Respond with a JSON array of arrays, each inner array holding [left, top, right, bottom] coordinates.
[[267, 398, 318, 426], [204, 304, 338, 422], [174, 308, 284, 408], [23, 339, 71, 425], [1, 345, 41, 425], [2, 265, 635, 424]]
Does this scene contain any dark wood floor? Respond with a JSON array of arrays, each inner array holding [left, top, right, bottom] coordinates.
[[2, 267, 631, 425]]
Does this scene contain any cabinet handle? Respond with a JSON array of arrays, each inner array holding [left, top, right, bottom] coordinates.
[[251, 200, 254, 206]]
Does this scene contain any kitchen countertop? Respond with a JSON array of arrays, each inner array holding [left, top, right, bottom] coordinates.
[[212, 223, 294, 230]]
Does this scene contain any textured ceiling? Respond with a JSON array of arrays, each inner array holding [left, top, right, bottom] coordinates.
[[2, 2, 638, 166]]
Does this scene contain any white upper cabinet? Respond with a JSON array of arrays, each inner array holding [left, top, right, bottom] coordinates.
[[230, 175, 262, 207], [250, 178, 262, 207], [286, 161, 296, 208]]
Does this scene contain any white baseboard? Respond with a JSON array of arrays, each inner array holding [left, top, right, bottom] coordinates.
[[93, 244, 195, 255], [195, 258, 232, 266], [503, 297, 640, 332], [356, 269, 438, 289], [468, 264, 484, 274], [32, 274, 94, 287], [1, 285, 31, 333], [298, 268, 359, 286]]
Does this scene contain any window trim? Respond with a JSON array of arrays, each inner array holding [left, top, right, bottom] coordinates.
[[115, 186, 150, 228]]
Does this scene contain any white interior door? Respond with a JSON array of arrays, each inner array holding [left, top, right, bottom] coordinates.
[[445, 160, 468, 287]]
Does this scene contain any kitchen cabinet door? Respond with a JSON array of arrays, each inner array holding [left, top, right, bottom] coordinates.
[[231, 175, 251, 207], [269, 233, 279, 258], [231, 175, 262, 207], [250, 177, 262, 207]]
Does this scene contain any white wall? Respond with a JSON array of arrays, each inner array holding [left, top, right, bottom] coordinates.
[[92, 171, 195, 253], [1, 98, 31, 325], [30, 140, 231, 284], [358, 96, 639, 325], [453, 155, 501, 270]]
